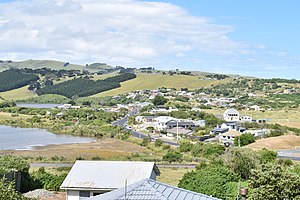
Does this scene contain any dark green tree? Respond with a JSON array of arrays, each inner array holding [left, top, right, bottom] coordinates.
[[249, 164, 300, 200], [152, 96, 168, 106], [178, 165, 239, 199]]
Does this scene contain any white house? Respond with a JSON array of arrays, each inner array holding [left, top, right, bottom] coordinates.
[[223, 108, 240, 122], [153, 116, 174, 131], [240, 115, 253, 122], [61, 161, 160, 200], [219, 130, 241, 145]]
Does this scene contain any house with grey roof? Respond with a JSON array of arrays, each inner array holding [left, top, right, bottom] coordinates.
[[88, 178, 220, 200], [60, 161, 160, 200]]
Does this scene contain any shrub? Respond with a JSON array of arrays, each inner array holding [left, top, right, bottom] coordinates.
[[234, 133, 255, 147], [178, 165, 239, 199], [259, 149, 277, 164], [0, 178, 28, 200], [162, 151, 183, 163], [154, 139, 163, 147], [179, 140, 193, 152]]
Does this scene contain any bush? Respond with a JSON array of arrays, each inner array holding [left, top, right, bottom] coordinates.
[[140, 137, 151, 147], [179, 141, 193, 152], [259, 149, 277, 164], [178, 165, 239, 199], [30, 170, 67, 191], [162, 151, 183, 163], [234, 133, 255, 147], [249, 164, 300, 200], [0, 178, 28, 200], [154, 139, 163, 147], [192, 143, 225, 158], [162, 144, 171, 150]]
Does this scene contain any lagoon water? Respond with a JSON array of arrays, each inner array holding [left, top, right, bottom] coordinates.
[[0, 125, 94, 150]]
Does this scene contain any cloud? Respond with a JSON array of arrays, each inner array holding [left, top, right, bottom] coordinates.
[[0, 0, 248, 65], [0, 0, 298, 79]]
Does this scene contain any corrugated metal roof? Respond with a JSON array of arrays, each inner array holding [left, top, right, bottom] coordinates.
[[61, 161, 160, 190], [88, 179, 221, 200]]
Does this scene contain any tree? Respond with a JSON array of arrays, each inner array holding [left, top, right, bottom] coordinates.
[[223, 148, 259, 179], [249, 164, 300, 200], [178, 165, 239, 199], [0, 178, 27, 200], [152, 96, 168, 106], [162, 150, 183, 163], [234, 133, 255, 147]]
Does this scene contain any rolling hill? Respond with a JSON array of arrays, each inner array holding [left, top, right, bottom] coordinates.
[[0, 60, 112, 72], [92, 73, 232, 97]]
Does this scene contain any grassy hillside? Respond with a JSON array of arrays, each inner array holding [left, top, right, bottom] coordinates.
[[0, 60, 112, 72], [92, 73, 232, 97], [0, 85, 36, 101]]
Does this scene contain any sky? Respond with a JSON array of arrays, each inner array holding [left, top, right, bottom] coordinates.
[[0, 0, 299, 78]]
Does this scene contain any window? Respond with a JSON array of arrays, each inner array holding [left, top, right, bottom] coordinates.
[[79, 191, 90, 197]]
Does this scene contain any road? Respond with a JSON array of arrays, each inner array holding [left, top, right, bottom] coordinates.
[[112, 110, 178, 146]]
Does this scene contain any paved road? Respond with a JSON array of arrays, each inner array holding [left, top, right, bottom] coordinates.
[[112, 110, 178, 146]]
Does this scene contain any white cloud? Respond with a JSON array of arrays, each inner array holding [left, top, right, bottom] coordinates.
[[0, 0, 299, 79], [0, 0, 248, 66]]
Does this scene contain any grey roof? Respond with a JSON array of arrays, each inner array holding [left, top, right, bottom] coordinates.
[[88, 178, 220, 200], [224, 108, 239, 114], [61, 161, 160, 190], [166, 120, 195, 126], [166, 127, 192, 135]]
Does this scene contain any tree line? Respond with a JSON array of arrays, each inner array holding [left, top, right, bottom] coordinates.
[[36, 73, 136, 98], [0, 69, 39, 92]]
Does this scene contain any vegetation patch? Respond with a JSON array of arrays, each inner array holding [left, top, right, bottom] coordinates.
[[37, 73, 136, 98], [0, 69, 39, 92]]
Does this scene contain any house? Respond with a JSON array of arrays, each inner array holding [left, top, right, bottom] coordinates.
[[240, 116, 252, 122], [223, 108, 240, 122], [153, 116, 175, 131], [135, 116, 156, 123], [166, 127, 192, 138], [166, 120, 195, 129], [88, 178, 220, 200], [61, 161, 160, 200], [219, 130, 241, 145], [244, 129, 270, 137]]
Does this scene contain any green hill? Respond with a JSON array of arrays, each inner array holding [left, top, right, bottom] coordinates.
[[92, 73, 232, 97], [0, 60, 113, 72]]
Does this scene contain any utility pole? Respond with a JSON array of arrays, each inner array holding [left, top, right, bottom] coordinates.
[[176, 120, 179, 143]]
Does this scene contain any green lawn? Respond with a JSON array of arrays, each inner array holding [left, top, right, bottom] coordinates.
[[0, 85, 36, 101], [92, 73, 232, 97], [157, 168, 192, 186]]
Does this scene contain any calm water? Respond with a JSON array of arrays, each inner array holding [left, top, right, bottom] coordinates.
[[0, 125, 94, 150], [16, 103, 62, 109]]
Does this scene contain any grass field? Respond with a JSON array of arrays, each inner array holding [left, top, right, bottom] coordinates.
[[92, 73, 231, 97], [205, 108, 300, 128], [247, 135, 300, 150], [157, 168, 192, 186], [0, 85, 37, 101]]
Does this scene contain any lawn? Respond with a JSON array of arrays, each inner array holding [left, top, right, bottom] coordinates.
[[157, 167, 192, 186], [0, 85, 37, 101], [92, 73, 231, 97]]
